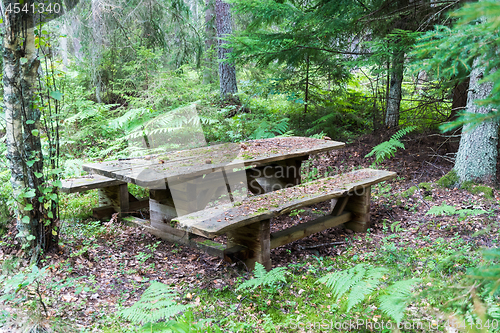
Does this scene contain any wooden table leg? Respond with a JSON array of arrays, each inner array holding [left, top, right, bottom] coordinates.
[[96, 183, 130, 218], [343, 186, 371, 232], [227, 219, 271, 271]]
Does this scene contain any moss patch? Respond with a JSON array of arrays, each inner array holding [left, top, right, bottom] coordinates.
[[470, 185, 494, 199], [437, 170, 459, 188], [402, 186, 417, 197], [418, 182, 432, 191], [460, 181, 494, 199]]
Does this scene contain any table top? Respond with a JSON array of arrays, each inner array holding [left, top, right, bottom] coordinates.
[[82, 137, 344, 187]]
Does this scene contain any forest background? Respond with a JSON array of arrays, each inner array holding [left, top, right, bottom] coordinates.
[[1, 0, 500, 332]]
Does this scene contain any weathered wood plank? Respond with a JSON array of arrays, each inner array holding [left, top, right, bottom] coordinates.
[[173, 169, 396, 238], [270, 212, 352, 249], [82, 137, 344, 188], [60, 175, 126, 193], [123, 216, 228, 258]]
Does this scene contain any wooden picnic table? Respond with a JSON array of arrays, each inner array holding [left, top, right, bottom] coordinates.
[[82, 137, 345, 230]]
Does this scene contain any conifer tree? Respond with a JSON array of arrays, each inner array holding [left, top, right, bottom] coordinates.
[[215, 0, 238, 101]]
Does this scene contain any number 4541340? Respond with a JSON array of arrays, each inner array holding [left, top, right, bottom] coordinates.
[[4, 2, 61, 14]]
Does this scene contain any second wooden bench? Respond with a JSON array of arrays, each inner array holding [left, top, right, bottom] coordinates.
[[154, 168, 396, 269]]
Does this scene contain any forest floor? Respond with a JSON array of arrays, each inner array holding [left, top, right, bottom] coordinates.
[[1, 131, 499, 332]]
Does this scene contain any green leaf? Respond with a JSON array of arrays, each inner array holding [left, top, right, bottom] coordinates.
[[47, 211, 53, 219], [50, 91, 63, 101], [22, 216, 30, 224], [20, 58, 28, 65], [52, 229, 57, 236], [26, 235, 36, 241], [31, 129, 39, 136], [24, 204, 33, 211], [34, 172, 43, 178], [53, 180, 62, 187], [26, 120, 35, 125], [23, 190, 36, 198]]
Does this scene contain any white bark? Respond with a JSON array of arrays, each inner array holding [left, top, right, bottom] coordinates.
[[3, 11, 42, 250], [454, 60, 498, 184]]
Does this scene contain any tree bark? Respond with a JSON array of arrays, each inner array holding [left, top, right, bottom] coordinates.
[[454, 60, 498, 185], [203, 0, 217, 85], [385, 50, 404, 128], [215, 0, 238, 101], [3, 6, 53, 256]]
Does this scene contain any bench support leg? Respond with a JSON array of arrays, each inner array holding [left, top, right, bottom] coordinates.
[[343, 186, 371, 232], [96, 184, 130, 217], [227, 219, 271, 271]]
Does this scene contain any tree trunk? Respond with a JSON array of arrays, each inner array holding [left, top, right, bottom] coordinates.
[[385, 50, 404, 128], [215, 0, 238, 101], [3, 8, 54, 257], [454, 61, 498, 185], [203, 0, 217, 85]]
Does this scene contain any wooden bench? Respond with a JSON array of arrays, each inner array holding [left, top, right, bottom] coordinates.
[[60, 175, 149, 219], [125, 168, 396, 270]]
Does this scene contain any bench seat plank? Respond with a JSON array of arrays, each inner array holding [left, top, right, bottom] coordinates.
[[172, 168, 396, 238], [60, 175, 126, 193]]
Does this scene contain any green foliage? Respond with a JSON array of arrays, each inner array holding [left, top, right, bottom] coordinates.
[[0, 265, 49, 315], [378, 279, 421, 324], [318, 263, 420, 323], [412, 0, 500, 131], [318, 264, 387, 312], [118, 281, 191, 327], [249, 118, 291, 139], [426, 203, 486, 218], [236, 263, 287, 291], [468, 248, 500, 297], [365, 126, 416, 164]]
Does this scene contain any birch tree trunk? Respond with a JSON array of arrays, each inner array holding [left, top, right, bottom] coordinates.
[[385, 50, 404, 128], [215, 0, 238, 101], [3, 7, 49, 256], [454, 61, 498, 185], [3, 9, 45, 252]]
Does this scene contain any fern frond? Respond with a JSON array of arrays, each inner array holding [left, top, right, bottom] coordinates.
[[236, 263, 287, 291], [365, 126, 416, 164], [346, 267, 387, 311], [318, 264, 367, 300], [426, 203, 457, 216], [118, 282, 191, 325], [378, 278, 420, 324]]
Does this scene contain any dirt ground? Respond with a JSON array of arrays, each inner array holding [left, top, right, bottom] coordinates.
[[1, 130, 499, 331]]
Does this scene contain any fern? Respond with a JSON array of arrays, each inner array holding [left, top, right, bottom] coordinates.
[[365, 126, 416, 164], [118, 282, 191, 326], [378, 279, 420, 324], [318, 264, 388, 311], [426, 203, 486, 217], [250, 118, 291, 139], [236, 262, 287, 291]]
